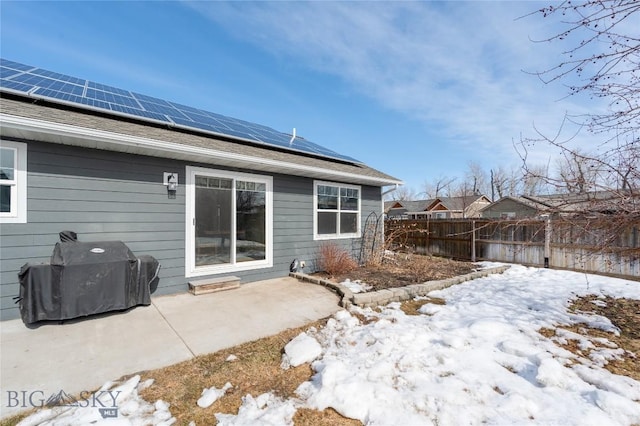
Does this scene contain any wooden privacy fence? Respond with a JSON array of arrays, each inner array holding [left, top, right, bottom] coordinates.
[[385, 218, 640, 280]]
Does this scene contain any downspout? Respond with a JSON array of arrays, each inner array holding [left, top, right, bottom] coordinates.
[[381, 184, 399, 197], [381, 184, 399, 221], [380, 184, 400, 254]]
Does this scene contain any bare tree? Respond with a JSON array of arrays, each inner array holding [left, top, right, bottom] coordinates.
[[388, 185, 418, 201], [519, 1, 639, 224], [529, 0, 640, 143], [464, 161, 490, 196], [521, 164, 551, 195], [554, 148, 600, 194], [422, 175, 456, 199], [492, 164, 549, 198], [490, 167, 508, 200]]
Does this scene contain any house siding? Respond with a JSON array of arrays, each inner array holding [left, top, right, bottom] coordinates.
[[482, 199, 538, 219], [0, 140, 381, 320]]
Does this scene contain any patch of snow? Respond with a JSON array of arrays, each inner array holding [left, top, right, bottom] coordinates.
[[16, 375, 175, 426], [281, 332, 322, 369], [339, 278, 372, 293], [474, 261, 509, 270], [226, 354, 238, 362], [417, 303, 444, 315], [214, 393, 296, 426], [197, 382, 232, 408]]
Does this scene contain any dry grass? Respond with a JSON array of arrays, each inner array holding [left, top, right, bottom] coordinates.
[[540, 295, 640, 382], [294, 408, 362, 426], [137, 318, 361, 425], [0, 409, 30, 425], [400, 297, 447, 316], [1, 319, 361, 426]]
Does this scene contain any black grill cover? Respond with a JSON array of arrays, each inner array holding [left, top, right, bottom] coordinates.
[[18, 241, 159, 324]]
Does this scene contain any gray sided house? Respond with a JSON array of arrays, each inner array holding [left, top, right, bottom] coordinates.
[[482, 192, 639, 219], [480, 196, 545, 219], [0, 60, 401, 321]]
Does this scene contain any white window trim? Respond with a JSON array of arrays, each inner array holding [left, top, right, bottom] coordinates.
[[185, 166, 273, 278], [314, 180, 361, 240], [0, 140, 27, 224]]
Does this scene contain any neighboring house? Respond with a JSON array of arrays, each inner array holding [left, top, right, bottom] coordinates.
[[384, 199, 435, 220], [384, 195, 490, 220], [480, 196, 548, 219], [481, 192, 637, 219], [425, 195, 491, 219], [383, 200, 401, 218], [0, 59, 401, 320]]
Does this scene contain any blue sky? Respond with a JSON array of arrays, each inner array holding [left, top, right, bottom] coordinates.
[[0, 1, 615, 193]]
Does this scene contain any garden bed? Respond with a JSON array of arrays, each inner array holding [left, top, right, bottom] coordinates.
[[315, 253, 476, 291], [293, 254, 509, 308]]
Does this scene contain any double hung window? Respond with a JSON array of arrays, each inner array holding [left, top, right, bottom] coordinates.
[[314, 181, 360, 239]]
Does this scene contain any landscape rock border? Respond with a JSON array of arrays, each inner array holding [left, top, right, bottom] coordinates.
[[290, 265, 511, 309]]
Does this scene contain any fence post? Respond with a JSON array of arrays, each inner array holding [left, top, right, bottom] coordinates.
[[471, 220, 476, 262], [543, 215, 551, 268]]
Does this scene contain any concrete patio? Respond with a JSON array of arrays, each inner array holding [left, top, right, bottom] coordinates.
[[0, 277, 340, 419]]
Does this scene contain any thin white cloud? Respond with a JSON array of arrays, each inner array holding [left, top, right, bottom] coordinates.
[[187, 1, 611, 170]]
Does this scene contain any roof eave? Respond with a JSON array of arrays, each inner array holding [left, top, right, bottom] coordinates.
[[0, 113, 403, 187]]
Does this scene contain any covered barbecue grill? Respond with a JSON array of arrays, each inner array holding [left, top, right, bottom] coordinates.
[[18, 235, 160, 325]]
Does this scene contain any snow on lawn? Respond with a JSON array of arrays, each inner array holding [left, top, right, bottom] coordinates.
[[294, 264, 640, 426], [15, 264, 640, 425], [16, 375, 175, 426], [197, 382, 232, 408]]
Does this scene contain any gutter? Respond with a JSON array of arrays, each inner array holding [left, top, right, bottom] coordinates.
[[0, 113, 403, 187]]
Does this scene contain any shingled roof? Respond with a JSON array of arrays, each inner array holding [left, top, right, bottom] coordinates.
[[0, 94, 401, 187]]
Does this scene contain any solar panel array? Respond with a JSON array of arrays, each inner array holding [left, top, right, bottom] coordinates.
[[0, 59, 361, 164]]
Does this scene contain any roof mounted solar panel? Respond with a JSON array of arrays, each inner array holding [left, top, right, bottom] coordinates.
[[0, 58, 361, 164]]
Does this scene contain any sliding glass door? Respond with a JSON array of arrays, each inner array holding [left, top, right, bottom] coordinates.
[[187, 167, 272, 277]]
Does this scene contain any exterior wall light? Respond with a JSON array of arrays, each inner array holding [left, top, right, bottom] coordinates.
[[163, 172, 178, 198]]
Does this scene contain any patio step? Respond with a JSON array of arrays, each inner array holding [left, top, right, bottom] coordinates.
[[189, 276, 241, 295]]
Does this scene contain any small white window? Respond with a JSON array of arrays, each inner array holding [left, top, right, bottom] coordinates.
[[0, 141, 27, 223], [314, 181, 361, 240]]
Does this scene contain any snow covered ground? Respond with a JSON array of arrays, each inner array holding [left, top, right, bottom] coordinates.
[[338, 278, 372, 294], [16, 264, 640, 425]]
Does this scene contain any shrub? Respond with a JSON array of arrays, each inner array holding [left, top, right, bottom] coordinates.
[[316, 242, 358, 277]]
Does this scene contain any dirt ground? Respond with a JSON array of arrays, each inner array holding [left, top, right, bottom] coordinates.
[[540, 295, 640, 381], [329, 253, 476, 291]]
